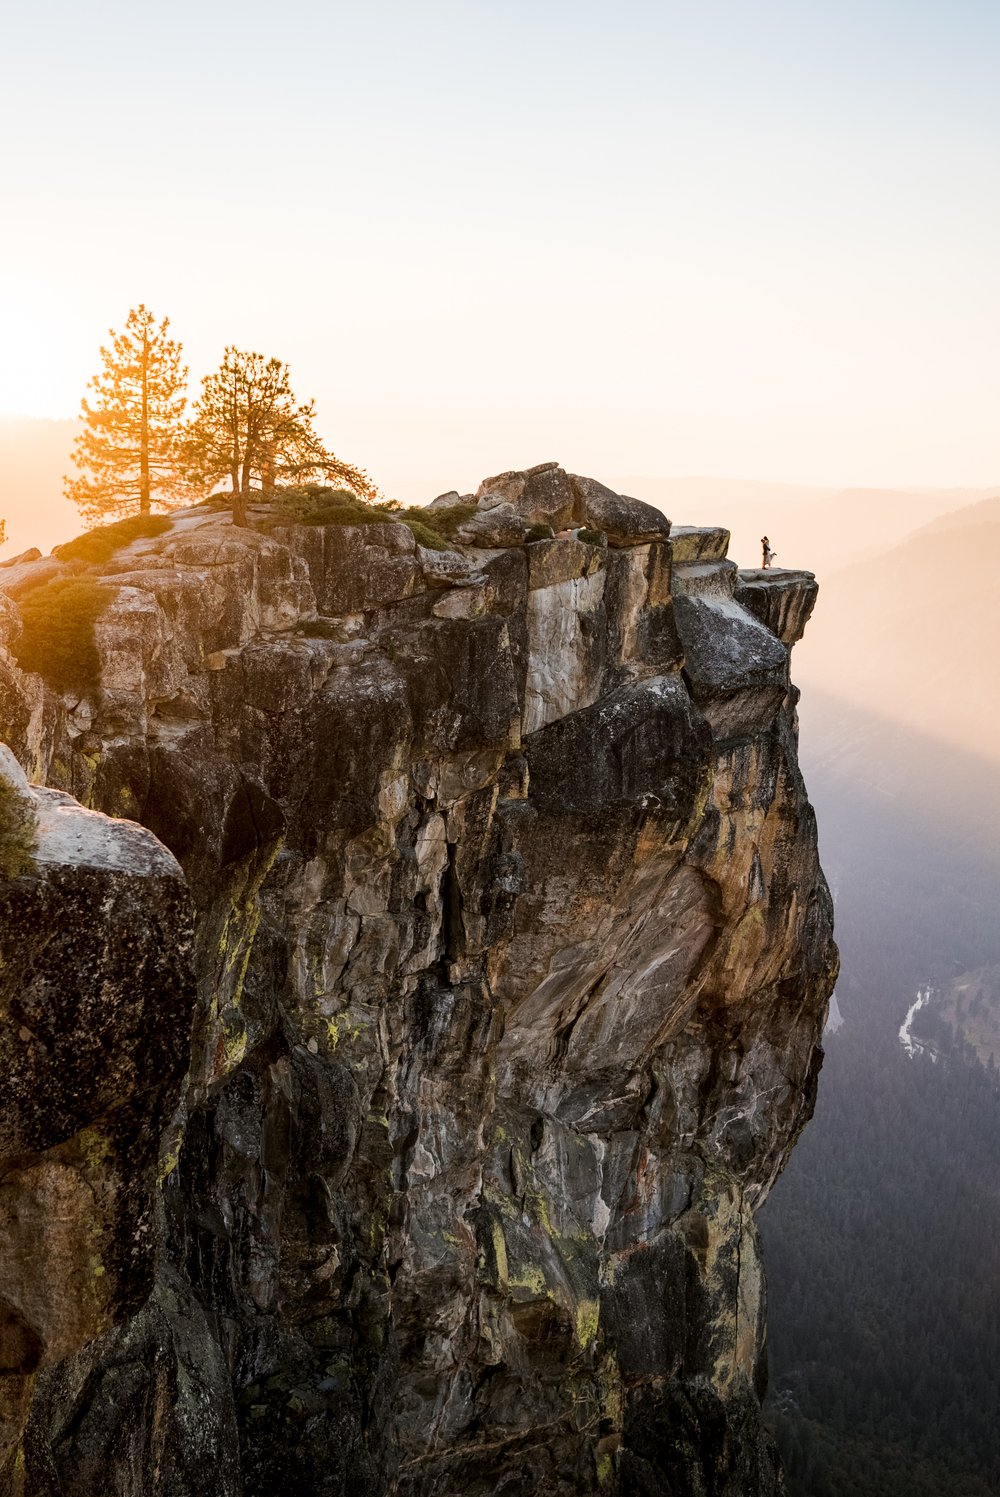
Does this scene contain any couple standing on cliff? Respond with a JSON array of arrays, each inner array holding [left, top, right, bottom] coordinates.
[[761, 535, 777, 568]]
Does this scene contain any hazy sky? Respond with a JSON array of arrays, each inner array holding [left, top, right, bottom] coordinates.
[[2, 0, 998, 493]]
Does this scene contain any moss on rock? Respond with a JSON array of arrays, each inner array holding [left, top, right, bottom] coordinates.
[[0, 778, 35, 879], [53, 514, 171, 567]]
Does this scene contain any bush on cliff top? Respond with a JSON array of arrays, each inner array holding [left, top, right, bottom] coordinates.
[[263, 486, 477, 552], [397, 502, 477, 547], [11, 514, 166, 698], [13, 577, 114, 696], [53, 513, 172, 566], [398, 518, 449, 551], [268, 485, 380, 527]]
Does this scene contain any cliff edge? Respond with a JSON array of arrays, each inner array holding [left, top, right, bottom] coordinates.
[[0, 464, 836, 1496]]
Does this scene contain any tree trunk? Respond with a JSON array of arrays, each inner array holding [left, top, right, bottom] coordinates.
[[261, 443, 276, 493], [230, 388, 241, 502], [140, 329, 150, 516], [229, 379, 247, 526]]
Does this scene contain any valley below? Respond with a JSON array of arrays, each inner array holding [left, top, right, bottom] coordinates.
[[759, 492, 1000, 1495]]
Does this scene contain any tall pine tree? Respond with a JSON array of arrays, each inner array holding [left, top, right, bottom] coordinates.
[[183, 347, 376, 526], [65, 306, 188, 524]]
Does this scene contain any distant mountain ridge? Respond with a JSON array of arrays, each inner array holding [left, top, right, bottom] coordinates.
[[916, 492, 1000, 535], [797, 490, 1000, 763], [619, 474, 997, 571]]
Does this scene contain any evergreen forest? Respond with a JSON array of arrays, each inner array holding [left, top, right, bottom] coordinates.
[[760, 689, 1000, 1497]]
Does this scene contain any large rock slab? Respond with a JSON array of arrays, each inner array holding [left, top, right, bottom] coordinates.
[[453, 502, 524, 548], [525, 535, 601, 591], [273, 521, 423, 614], [671, 556, 739, 599], [735, 567, 819, 645], [0, 555, 64, 600], [570, 473, 672, 547], [673, 592, 789, 742], [523, 567, 608, 733], [670, 525, 731, 563]]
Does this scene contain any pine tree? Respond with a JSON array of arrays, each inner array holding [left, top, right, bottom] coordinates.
[[65, 306, 188, 525], [183, 347, 376, 526]]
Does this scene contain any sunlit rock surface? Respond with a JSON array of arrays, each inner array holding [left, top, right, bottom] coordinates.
[[0, 472, 836, 1496]]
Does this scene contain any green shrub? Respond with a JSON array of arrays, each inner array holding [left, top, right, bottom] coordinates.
[[400, 518, 450, 551], [0, 778, 36, 879], [276, 486, 381, 527], [577, 528, 607, 547], [524, 522, 555, 543], [14, 577, 114, 695], [53, 513, 172, 566], [263, 487, 475, 552], [396, 502, 477, 544]]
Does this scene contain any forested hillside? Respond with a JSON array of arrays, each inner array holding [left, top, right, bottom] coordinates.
[[761, 961, 1000, 1496], [760, 494, 1000, 1496]]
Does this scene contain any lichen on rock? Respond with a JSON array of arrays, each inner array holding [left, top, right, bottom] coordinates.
[[0, 468, 836, 1496]]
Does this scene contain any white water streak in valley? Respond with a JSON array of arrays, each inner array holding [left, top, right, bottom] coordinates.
[[899, 987, 937, 1060]]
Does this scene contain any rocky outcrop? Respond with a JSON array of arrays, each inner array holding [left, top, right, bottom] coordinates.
[[0, 748, 194, 1485], [734, 569, 819, 647], [0, 471, 835, 1496]]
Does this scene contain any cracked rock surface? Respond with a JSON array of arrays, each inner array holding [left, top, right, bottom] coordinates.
[[0, 467, 836, 1496]]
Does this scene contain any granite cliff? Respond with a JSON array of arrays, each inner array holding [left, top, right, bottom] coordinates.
[[0, 463, 836, 1496]]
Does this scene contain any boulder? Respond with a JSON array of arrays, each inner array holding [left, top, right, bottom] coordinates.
[[477, 461, 576, 529], [570, 474, 671, 547], [669, 526, 730, 564], [0, 555, 64, 599], [453, 502, 525, 549], [526, 536, 601, 592]]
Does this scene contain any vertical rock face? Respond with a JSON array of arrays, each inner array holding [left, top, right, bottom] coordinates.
[[0, 470, 836, 1496], [0, 749, 194, 1490]]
